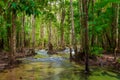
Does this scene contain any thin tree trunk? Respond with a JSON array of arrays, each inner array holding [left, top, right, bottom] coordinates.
[[70, 0, 77, 59], [91, 0, 95, 46], [111, 3, 116, 50], [82, 0, 90, 73], [70, 0, 75, 58], [114, 4, 119, 61], [7, 12, 11, 51], [70, 0, 75, 46], [40, 23, 44, 48], [78, 0, 84, 52], [17, 30, 19, 48], [21, 12, 25, 50], [48, 2, 53, 52], [32, 15, 35, 49], [48, 21, 52, 50], [60, 2, 65, 49], [60, 0, 65, 49]]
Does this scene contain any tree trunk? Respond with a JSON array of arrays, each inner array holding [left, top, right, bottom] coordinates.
[[70, 47, 72, 61], [40, 24, 44, 49], [60, 2, 65, 49], [70, 0, 75, 46], [48, 21, 53, 51], [70, 0, 77, 59], [21, 12, 25, 50], [17, 29, 21, 49], [9, 1, 17, 64], [32, 15, 35, 49], [82, 0, 90, 73], [91, 0, 95, 47], [6, 2, 11, 52], [114, 4, 119, 61], [78, 0, 84, 52], [0, 38, 4, 51]]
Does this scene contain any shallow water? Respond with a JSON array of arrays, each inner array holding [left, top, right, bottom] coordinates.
[[0, 50, 120, 80]]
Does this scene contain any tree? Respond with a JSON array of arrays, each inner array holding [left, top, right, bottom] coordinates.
[[32, 15, 35, 49], [70, 0, 75, 60], [9, 0, 17, 64], [114, 4, 119, 61], [60, 0, 65, 49], [21, 12, 25, 51], [82, 0, 90, 73]]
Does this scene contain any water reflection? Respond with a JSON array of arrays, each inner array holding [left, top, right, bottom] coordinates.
[[0, 52, 120, 80], [0, 61, 120, 80]]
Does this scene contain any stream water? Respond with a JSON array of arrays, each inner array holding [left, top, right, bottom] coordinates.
[[0, 49, 120, 80]]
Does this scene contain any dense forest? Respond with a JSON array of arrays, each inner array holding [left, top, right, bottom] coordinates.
[[0, 0, 120, 80]]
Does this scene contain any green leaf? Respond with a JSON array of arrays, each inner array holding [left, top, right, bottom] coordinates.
[[11, 2, 17, 9]]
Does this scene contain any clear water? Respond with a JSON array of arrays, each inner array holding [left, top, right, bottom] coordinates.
[[0, 50, 120, 80]]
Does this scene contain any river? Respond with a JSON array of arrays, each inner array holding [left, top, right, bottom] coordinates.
[[0, 49, 120, 80]]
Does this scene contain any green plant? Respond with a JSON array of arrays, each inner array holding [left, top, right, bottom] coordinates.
[[90, 46, 103, 56]]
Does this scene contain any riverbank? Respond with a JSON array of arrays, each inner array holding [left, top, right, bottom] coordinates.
[[0, 49, 120, 74], [0, 51, 120, 80], [72, 53, 120, 73], [0, 48, 36, 71]]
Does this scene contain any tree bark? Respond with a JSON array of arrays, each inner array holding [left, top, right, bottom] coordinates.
[[70, 0, 77, 59], [78, 0, 84, 52], [32, 15, 35, 49], [114, 4, 119, 61], [82, 0, 90, 73], [48, 21, 52, 51], [91, 0, 95, 46], [70, 0, 75, 46], [21, 12, 25, 50], [40, 23, 44, 49], [48, 2, 53, 52], [6, 1, 11, 52], [60, 1, 65, 49], [9, 0, 17, 64]]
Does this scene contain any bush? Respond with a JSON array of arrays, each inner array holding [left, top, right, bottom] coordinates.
[[117, 58, 120, 63], [90, 46, 103, 56]]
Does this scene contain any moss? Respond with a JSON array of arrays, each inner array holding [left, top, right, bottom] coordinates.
[[117, 58, 120, 63], [34, 54, 47, 58], [0, 54, 120, 80]]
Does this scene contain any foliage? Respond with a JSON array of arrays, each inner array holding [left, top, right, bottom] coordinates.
[[117, 58, 120, 63], [0, 0, 120, 59], [90, 46, 103, 56]]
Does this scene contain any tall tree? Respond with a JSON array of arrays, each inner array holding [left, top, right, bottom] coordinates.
[[21, 12, 25, 50], [70, 0, 76, 59], [60, 0, 65, 48], [82, 0, 89, 73], [78, 0, 84, 52], [70, 0, 75, 47], [48, 21, 52, 50], [48, 1, 53, 53], [91, 0, 95, 46], [40, 23, 44, 49], [32, 15, 35, 49], [114, 4, 119, 61], [9, 0, 17, 64]]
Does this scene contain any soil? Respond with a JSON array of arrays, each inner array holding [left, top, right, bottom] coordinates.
[[72, 53, 120, 71], [0, 48, 36, 71]]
